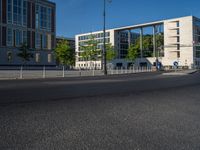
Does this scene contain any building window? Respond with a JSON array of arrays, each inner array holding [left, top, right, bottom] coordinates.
[[40, 6, 47, 29], [23, 0, 27, 26], [23, 31, 27, 44], [39, 5, 51, 31], [177, 51, 180, 58], [177, 44, 180, 50], [7, 28, 13, 46], [42, 34, 47, 49], [35, 53, 40, 63], [177, 29, 180, 35], [177, 36, 180, 42], [47, 8, 51, 31], [7, 51, 12, 62], [36, 5, 39, 29], [48, 54, 52, 63], [35, 33, 41, 49], [196, 51, 200, 58], [7, 0, 12, 24], [13, 0, 22, 25], [176, 21, 180, 27], [15, 29, 22, 46]]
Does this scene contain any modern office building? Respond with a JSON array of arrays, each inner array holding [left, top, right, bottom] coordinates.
[[0, 0, 56, 66], [75, 16, 200, 69]]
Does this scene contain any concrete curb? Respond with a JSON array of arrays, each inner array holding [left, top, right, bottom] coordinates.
[[162, 70, 198, 76]]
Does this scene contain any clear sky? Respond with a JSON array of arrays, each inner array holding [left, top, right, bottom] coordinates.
[[51, 0, 200, 38]]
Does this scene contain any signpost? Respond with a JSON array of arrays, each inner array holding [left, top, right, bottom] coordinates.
[[173, 61, 179, 72]]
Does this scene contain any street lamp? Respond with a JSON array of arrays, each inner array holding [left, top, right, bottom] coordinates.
[[102, 0, 111, 75]]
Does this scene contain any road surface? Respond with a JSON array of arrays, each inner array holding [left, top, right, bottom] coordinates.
[[0, 72, 200, 150]]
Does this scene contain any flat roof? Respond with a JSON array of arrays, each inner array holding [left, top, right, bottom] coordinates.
[[76, 16, 195, 36]]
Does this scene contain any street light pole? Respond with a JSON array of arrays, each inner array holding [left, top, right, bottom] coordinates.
[[103, 0, 107, 75]]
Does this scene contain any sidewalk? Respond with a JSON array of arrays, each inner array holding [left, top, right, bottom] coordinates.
[[162, 69, 198, 76]]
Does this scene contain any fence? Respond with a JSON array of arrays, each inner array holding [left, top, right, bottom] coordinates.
[[0, 66, 153, 79]]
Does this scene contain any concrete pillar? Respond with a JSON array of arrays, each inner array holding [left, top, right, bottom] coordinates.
[[128, 30, 131, 47], [153, 25, 156, 57], [140, 28, 143, 58]]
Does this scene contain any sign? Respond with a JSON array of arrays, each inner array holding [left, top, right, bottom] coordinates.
[[173, 61, 179, 67]]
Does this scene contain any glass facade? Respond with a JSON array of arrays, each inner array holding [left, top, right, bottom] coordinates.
[[23, 0, 27, 26], [15, 29, 22, 46], [13, 0, 22, 25], [37, 5, 52, 31], [7, 28, 13, 46], [194, 20, 200, 58], [78, 32, 110, 41], [35, 33, 41, 49], [7, 0, 12, 23], [1, 0, 55, 65]]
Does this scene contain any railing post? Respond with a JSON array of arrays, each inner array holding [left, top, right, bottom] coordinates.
[[93, 67, 95, 76], [62, 66, 65, 78], [43, 66, 46, 78], [20, 66, 23, 79], [79, 68, 81, 77]]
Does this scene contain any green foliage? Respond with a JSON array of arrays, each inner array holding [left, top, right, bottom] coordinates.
[[17, 43, 33, 65], [80, 34, 100, 61], [126, 44, 139, 64], [55, 39, 75, 66], [106, 43, 116, 62]]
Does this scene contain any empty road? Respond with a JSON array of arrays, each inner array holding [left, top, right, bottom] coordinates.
[[0, 72, 200, 150]]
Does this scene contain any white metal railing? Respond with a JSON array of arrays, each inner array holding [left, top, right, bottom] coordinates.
[[0, 66, 153, 79]]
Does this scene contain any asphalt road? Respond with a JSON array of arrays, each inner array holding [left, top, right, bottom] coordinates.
[[0, 72, 200, 150]]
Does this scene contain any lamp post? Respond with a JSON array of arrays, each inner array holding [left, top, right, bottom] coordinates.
[[102, 0, 111, 75]]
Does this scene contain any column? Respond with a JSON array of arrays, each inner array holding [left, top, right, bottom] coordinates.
[[128, 30, 131, 47], [140, 28, 143, 58], [153, 25, 156, 57]]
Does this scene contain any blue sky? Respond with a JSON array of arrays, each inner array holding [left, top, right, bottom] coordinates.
[[52, 0, 200, 38]]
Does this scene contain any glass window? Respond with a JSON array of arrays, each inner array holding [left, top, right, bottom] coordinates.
[[177, 44, 180, 50], [13, 0, 22, 25], [176, 22, 179, 27], [177, 29, 180, 35], [47, 8, 51, 31], [196, 51, 200, 58], [177, 37, 180, 42], [39, 6, 51, 31], [23, 31, 27, 44], [177, 51, 180, 58], [36, 5, 39, 29], [7, 28, 13, 46], [7, 0, 12, 24], [15, 30, 22, 46], [23, 0, 27, 26], [35, 33, 41, 49], [42, 34, 47, 49]]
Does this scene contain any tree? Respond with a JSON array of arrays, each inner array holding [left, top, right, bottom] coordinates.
[[126, 44, 139, 66], [17, 43, 33, 65], [80, 34, 101, 68], [55, 39, 75, 67], [106, 43, 116, 62]]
